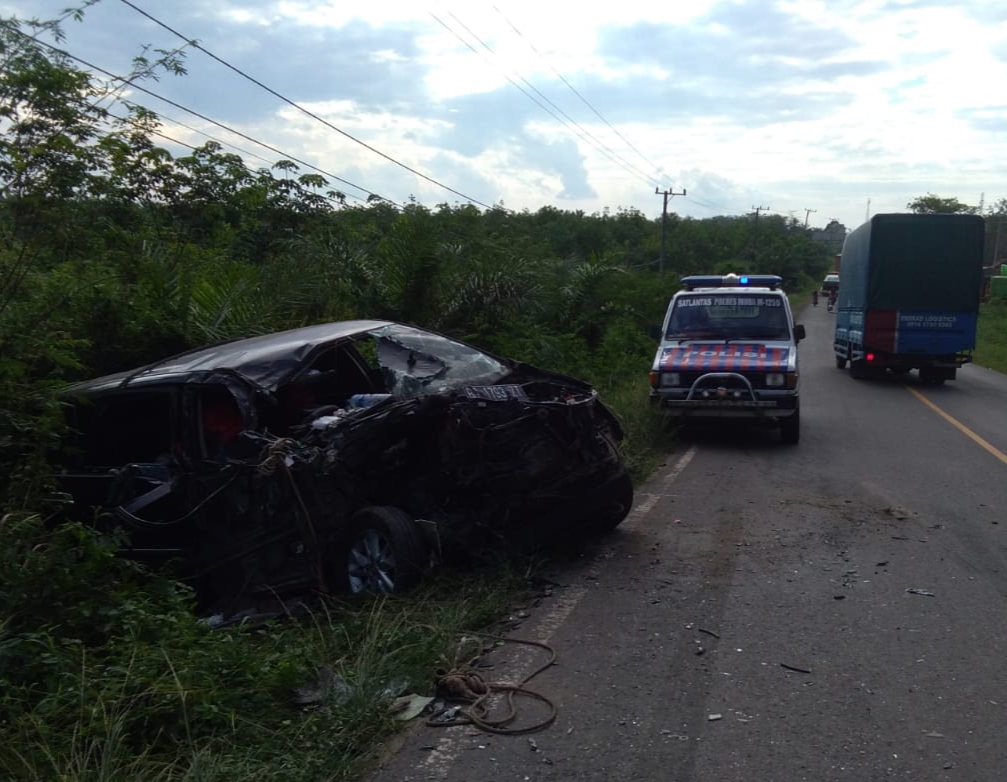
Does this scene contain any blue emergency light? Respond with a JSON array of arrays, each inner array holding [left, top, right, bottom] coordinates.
[[681, 274, 782, 291]]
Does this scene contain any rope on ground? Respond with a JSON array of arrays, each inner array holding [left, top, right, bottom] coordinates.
[[426, 631, 558, 736]]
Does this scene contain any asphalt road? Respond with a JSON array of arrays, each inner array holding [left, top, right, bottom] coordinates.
[[367, 301, 1007, 782]]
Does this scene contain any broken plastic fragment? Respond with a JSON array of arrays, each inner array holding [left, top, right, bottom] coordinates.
[[389, 694, 435, 721]]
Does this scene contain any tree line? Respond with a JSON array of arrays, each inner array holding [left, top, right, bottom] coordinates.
[[0, 10, 870, 508]]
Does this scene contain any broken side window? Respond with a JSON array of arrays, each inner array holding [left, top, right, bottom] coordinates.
[[63, 390, 177, 468], [198, 386, 246, 458]]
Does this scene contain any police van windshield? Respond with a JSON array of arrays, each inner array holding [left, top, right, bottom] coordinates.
[[666, 293, 789, 340]]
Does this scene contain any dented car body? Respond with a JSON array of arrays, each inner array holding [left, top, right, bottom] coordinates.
[[57, 320, 632, 611]]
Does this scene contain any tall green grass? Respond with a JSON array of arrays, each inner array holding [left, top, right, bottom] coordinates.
[[0, 513, 531, 782], [975, 299, 1007, 374]]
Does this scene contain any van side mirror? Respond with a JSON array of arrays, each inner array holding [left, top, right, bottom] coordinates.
[[794, 324, 806, 342]]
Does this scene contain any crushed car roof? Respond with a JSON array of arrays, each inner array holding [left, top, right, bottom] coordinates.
[[64, 319, 394, 395]]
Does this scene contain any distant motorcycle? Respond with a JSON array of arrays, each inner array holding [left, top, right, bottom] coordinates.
[[827, 292, 837, 312]]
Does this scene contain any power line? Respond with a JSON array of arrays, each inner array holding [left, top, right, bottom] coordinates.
[[656, 186, 686, 274], [14, 27, 392, 205], [438, 11, 657, 188], [482, 8, 778, 219], [490, 6, 668, 185], [116, 0, 493, 209], [0, 3, 83, 72], [130, 119, 361, 210], [114, 103, 370, 207]]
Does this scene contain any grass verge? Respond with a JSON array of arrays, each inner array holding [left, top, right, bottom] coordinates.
[[0, 513, 535, 782], [975, 299, 1007, 374]]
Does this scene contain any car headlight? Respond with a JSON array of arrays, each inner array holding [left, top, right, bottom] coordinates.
[[660, 372, 681, 387], [765, 373, 785, 387]]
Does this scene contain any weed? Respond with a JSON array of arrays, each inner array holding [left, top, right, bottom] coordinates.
[[976, 299, 1007, 374]]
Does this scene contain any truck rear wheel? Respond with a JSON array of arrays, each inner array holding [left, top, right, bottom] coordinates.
[[835, 354, 847, 369], [919, 367, 947, 385]]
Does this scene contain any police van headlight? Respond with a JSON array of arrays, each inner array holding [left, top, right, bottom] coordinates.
[[660, 372, 681, 387], [765, 372, 799, 388]]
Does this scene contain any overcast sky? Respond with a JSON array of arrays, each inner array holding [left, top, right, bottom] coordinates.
[[4, 0, 1007, 232]]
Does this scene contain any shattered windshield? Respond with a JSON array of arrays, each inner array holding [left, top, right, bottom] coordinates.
[[369, 324, 508, 397], [666, 293, 790, 340]]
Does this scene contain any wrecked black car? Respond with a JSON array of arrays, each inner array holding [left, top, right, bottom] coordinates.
[[55, 320, 633, 613]]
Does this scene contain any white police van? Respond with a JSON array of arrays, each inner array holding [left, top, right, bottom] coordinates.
[[648, 273, 805, 444]]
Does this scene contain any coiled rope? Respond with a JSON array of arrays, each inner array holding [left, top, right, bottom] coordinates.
[[427, 631, 558, 735]]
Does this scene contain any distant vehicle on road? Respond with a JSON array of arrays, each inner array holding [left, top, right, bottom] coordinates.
[[822, 273, 840, 294], [833, 213, 985, 384]]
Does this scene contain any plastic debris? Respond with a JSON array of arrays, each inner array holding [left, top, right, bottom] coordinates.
[[905, 588, 935, 597], [389, 694, 435, 721], [708, 713, 723, 721]]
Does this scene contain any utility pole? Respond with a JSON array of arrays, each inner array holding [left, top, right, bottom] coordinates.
[[803, 208, 817, 228], [748, 206, 770, 261], [656, 186, 686, 274]]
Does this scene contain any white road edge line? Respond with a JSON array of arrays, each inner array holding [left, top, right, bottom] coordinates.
[[624, 445, 698, 526], [413, 444, 698, 779]]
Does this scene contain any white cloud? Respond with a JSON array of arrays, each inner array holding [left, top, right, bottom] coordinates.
[[4, 0, 1007, 230]]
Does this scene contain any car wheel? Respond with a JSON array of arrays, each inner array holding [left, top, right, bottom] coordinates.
[[588, 471, 634, 534], [780, 409, 800, 445], [835, 353, 847, 369], [343, 506, 428, 595]]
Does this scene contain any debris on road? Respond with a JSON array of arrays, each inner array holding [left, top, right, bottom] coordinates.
[[390, 694, 435, 721], [905, 588, 935, 597]]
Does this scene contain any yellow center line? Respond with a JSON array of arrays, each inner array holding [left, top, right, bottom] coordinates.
[[906, 386, 1007, 467]]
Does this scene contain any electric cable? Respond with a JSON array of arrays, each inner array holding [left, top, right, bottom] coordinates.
[[117, 0, 494, 209], [438, 11, 658, 188]]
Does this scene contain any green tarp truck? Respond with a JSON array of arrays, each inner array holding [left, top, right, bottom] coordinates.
[[833, 213, 985, 383]]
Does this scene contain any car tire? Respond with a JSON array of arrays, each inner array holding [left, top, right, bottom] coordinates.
[[780, 409, 800, 445], [835, 353, 847, 369], [342, 506, 428, 595], [588, 470, 634, 534]]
